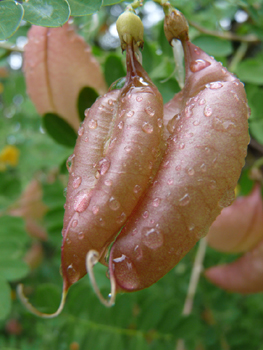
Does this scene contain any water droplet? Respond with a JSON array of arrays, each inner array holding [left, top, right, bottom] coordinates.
[[233, 81, 239, 86], [204, 105, 212, 117], [168, 178, 174, 185], [218, 190, 235, 208], [108, 99, 113, 105], [89, 119, 98, 129], [104, 179, 112, 186], [92, 205, 99, 215], [178, 193, 190, 206], [194, 48, 200, 55], [73, 176, 82, 189], [142, 211, 149, 219], [72, 219, 78, 228], [118, 121, 124, 129], [136, 96, 143, 102], [84, 136, 89, 142], [67, 264, 80, 284], [116, 212, 126, 224], [66, 237, 71, 244], [113, 254, 126, 263], [199, 98, 206, 105], [200, 163, 207, 172], [190, 59, 211, 72], [188, 223, 195, 231], [134, 244, 143, 260], [109, 197, 120, 210], [78, 126, 84, 136], [145, 106, 155, 117], [66, 154, 75, 173], [179, 143, 185, 149], [78, 232, 84, 240], [63, 187, 67, 197], [196, 230, 206, 239], [74, 192, 90, 213], [142, 227, 163, 249], [209, 179, 217, 189], [99, 217, 105, 226], [152, 197, 160, 207], [209, 82, 223, 89], [84, 108, 90, 117], [127, 110, 134, 118], [132, 228, 138, 235], [133, 184, 141, 194], [98, 158, 111, 175], [142, 122, 153, 134], [188, 168, 195, 176], [193, 120, 200, 126], [157, 118, 163, 128], [124, 145, 131, 153], [176, 165, 181, 171]]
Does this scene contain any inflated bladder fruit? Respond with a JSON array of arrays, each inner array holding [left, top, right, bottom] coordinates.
[[18, 10, 164, 315], [107, 8, 250, 293]]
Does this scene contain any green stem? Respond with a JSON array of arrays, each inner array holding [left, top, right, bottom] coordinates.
[[126, 0, 143, 12], [228, 42, 248, 72], [253, 156, 263, 169], [0, 42, 24, 53]]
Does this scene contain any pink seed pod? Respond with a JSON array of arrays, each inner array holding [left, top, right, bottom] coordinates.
[[108, 11, 250, 293], [206, 184, 263, 253], [205, 239, 263, 293], [18, 37, 164, 315]]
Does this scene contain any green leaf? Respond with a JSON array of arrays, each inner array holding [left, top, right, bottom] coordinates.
[[0, 1, 24, 40], [23, 0, 70, 27], [192, 35, 233, 57], [103, 0, 124, 5], [0, 216, 28, 245], [0, 238, 24, 260], [104, 55, 126, 87], [249, 118, 263, 145], [0, 259, 29, 282], [67, 0, 102, 16], [43, 113, 77, 148], [0, 277, 11, 320], [153, 78, 180, 104], [78, 87, 99, 122], [235, 59, 263, 85], [31, 283, 61, 314], [42, 180, 65, 209], [0, 170, 21, 200]]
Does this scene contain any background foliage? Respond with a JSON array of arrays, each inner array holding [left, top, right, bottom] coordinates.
[[0, 0, 263, 349]]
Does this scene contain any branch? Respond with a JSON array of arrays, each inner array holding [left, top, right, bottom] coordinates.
[[189, 20, 261, 43], [176, 238, 208, 350]]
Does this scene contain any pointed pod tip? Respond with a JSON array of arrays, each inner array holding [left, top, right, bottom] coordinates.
[[86, 250, 116, 307], [17, 283, 67, 319]]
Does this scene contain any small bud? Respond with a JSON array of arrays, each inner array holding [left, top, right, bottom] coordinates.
[[164, 8, 189, 43], [116, 11, 144, 51]]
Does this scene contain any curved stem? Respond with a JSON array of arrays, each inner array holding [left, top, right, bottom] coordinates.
[[86, 250, 116, 307], [17, 284, 67, 318]]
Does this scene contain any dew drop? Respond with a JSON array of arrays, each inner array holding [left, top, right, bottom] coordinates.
[[157, 118, 163, 128], [124, 145, 131, 153], [178, 193, 190, 206], [209, 81, 223, 89], [190, 59, 211, 72], [142, 227, 163, 250], [133, 244, 143, 260], [104, 179, 112, 186], [88, 119, 97, 129], [127, 110, 134, 118], [136, 96, 143, 102], [199, 98, 206, 105], [78, 232, 84, 240], [132, 228, 138, 235], [142, 211, 149, 219], [179, 143, 185, 149], [118, 121, 124, 129], [78, 126, 84, 136], [109, 197, 120, 211], [67, 264, 80, 284], [152, 197, 160, 207], [84, 108, 90, 117], [209, 179, 217, 189], [145, 106, 155, 117], [108, 99, 113, 105], [92, 205, 99, 215], [72, 219, 78, 228], [66, 154, 75, 173], [84, 136, 89, 142], [72, 176, 82, 189], [176, 165, 181, 171], [168, 178, 174, 185], [116, 212, 126, 224], [193, 120, 200, 126], [74, 192, 90, 213], [204, 104, 212, 117], [188, 168, 195, 176], [98, 158, 111, 175], [218, 190, 235, 208], [142, 122, 153, 134], [66, 237, 71, 244], [188, 223, 195, 231], [133, 184, 142, 194], [200, 163, 207, 172], [63, 187, 67, 198]]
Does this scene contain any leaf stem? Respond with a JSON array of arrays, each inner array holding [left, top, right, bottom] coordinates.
[[0, 42, 24, 53]]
